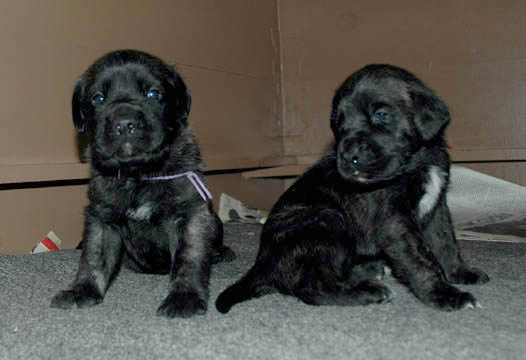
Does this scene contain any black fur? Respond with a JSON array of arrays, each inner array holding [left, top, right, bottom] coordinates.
[[51, 50, 234, 318], [216, 64, 488, 313]]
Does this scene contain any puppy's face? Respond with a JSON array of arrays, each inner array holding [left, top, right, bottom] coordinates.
[[330, 64, 450, 184], [72, 50, 190, 172]]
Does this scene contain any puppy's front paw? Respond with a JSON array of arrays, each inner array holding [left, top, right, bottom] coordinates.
[[448, 266, 490, 285], [428, 284, 480, 311], [157, 290, 207, 318], [51, 285, 103, 309]]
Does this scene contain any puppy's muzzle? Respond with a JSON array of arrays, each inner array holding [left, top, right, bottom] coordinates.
[[108, 104, 145, 138], [337, 136, 385, 177]]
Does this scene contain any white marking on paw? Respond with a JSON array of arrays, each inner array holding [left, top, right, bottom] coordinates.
[[92, 269, 106, 294], [418, 166, 446, 218], [383, 265, 392, 277]]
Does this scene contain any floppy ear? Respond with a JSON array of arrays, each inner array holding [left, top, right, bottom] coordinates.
[[329, 86, 347, 141], [410, 90, 450, 141], [72, 79, 87, 133], [167, 67, 191, 123]]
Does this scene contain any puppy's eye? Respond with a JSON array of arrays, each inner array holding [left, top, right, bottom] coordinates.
[[373, 111, 392, 122], [147, 88, 162, 100], [92, 93, 105, 105]]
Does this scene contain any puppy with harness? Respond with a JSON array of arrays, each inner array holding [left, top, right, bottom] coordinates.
[[51, 50, 234, 318]]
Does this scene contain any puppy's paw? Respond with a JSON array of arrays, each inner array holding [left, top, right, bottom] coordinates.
[[211, 246, 236, 264], [448, 266, 490, 285], [428, 283, 480, 311], [355, 280, 393, 305], [51, 286, 103, 309], [157, 290, 207, 318], [351, 261, 386, 281]]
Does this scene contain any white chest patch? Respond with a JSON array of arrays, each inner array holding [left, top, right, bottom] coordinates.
[[418, 166, 446, 219], [127, 202, 153, 221]]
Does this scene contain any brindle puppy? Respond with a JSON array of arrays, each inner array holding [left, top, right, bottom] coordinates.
[[51, 50, 234, 318], [216, 64, 488, 313]]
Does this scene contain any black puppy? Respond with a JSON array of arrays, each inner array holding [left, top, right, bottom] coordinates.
[[51, 50, 234, 318], [216, 64, 489, 313]]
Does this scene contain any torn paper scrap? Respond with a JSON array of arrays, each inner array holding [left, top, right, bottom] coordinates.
[[218, 193, 268, 224], [31, 231, 62, 253]]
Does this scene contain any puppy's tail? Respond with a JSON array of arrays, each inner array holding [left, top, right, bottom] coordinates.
[[215, 268, 273, 314]]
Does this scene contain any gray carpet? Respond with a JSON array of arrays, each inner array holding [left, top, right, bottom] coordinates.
[[1, 223, 525, 360]]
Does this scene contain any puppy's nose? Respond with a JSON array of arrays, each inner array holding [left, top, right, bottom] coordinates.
[[342, 153, 362, 174], [340, 140, 366, 166], [115, 118, 137, 136]]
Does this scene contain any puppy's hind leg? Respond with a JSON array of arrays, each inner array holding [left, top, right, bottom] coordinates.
[[210, 213, 236, 264], [215, 267, 274, 314], [51, 216, 123, 309], [293, 271, 392, 307]]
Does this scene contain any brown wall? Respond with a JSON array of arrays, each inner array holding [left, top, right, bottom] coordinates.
[[0, 0, 284, 177], [0, 184, 88, 254], [278, 0, 526, 163], [2, 1, 526, 253]]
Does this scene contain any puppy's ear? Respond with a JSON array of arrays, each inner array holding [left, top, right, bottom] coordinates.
[[329, 86, 347, 141], [72, 79, 87, 133], [410, 90, 450, 141], [167, 67, 191, 123]]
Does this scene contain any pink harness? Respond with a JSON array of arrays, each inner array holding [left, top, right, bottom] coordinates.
[[144, 171, 212, 202]]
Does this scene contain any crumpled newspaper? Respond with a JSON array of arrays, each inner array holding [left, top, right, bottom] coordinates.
[[449, 166, 526, 242], [218, 193, 268, 224]]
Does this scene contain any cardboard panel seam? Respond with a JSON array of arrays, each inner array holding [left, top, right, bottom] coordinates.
[[0, 154, 300, 184]]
